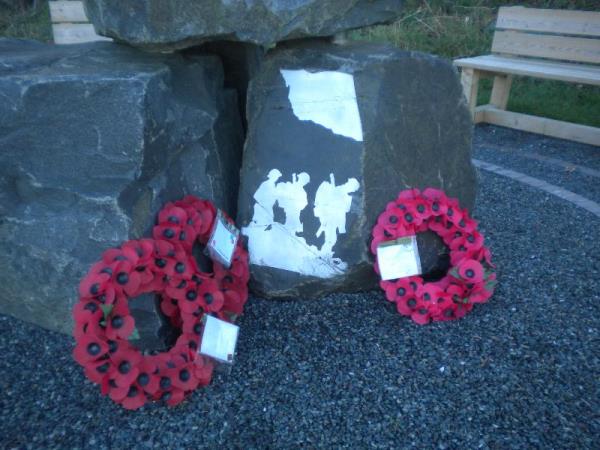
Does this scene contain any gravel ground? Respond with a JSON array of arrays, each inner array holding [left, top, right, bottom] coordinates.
[[1, 125, 599, 449], [475, 125, 600, 203]]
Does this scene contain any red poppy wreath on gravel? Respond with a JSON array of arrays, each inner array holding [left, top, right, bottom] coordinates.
[[371, 188, 496, 325], [73, 196, 249, 410]]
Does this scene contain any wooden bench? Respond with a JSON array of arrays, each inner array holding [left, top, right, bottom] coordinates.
[[454, 6, 600, 147], [49, 0, 111, 44]]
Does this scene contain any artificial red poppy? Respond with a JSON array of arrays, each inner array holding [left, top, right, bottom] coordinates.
[[192, 354, 214, 386], [73, 333, 108, 365], [457, 259, 484, 283], [411, 303, 431, 325], [105, 300, 136, 340], [110, 348, 142, 387], [198, 281, 224, 312]]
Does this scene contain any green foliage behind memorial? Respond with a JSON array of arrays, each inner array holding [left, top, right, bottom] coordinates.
[[354, 0, 600, 128]]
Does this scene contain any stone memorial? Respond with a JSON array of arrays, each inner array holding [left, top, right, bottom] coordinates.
[[83, 0, 403, 50], [237, 41, 476, 298], [0, 39, 244, 347]]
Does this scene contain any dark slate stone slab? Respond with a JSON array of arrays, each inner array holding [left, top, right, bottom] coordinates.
[[237, 41, 476, 299], [0, 39, 244, 348], [83, 0, 403, 50]]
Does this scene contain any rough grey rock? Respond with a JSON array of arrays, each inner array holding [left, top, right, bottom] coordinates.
[[237, 41, 476, 298], [0, 39, 244, 348], [190, 41, 266, 131], [83, 0, 403, 50]]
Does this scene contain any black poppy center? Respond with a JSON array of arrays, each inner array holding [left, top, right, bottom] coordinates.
[[108, 340, 118, 353], [407, 298, 417, 308], [466, 269, 475, 278], [116, 272, 129, 285], [204, 293, 213, 305], [389, 215, 398, 224], [179, 231, 186, 241], [118, 361, 131, 374], [137, 373, 149, 386], [179, 369, 190, 382], [417, 204, 425, 213], [396, 287, 406, 296], [432, 202, 439, 212], [87, 342, 101, 356], [175, 262, 185, 274], [127, 386, 138, 398], [423, 293, 431, 301], [84, 302, 98, 313], [155, 258, 167, 268], [186, 290, 197, 301], [90, 283, 100, 295], [404, 213, 413, 223], [111, 315, 124, 329], [467, 235, 475, 243], [194, 323, 203, 335], [97, 362, 109, 373], [160, 377, 171, 390], [163, 228, 175, 239], [168, 215, 180, 224]]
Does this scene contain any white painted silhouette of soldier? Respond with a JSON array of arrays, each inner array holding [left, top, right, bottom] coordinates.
[[314, 174, 360, 255], [275, 172, 310, 235], [251, 168, 282, 226]]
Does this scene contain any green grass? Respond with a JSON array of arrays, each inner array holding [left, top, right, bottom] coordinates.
[[0, 1, 51, 42], [0, 0, 599, 127], [354, 0, 600, 128]]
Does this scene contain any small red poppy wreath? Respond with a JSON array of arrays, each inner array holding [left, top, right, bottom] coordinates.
[[73, 196, 249, 410], [371, 188, 496, 325]]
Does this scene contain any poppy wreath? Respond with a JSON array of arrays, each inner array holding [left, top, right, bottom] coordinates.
[[72, 196, 249, 410], [371, 188, 496, 325]]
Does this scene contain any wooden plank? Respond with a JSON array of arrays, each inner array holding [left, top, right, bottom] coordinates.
[[490, 74, 512, 110], [460, 68, 480, 120], [49, 1, 88, 23], [52, 24, 111, 44], [496, 6, 600, 37], [476, 105, 600, 147], [492, 30, 600, 65], [454, 55, 600, 86]]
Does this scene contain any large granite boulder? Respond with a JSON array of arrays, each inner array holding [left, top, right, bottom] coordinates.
[[0, 39, 244, 348], [83, 0, 403, 51], [238, 41, 476, 298]]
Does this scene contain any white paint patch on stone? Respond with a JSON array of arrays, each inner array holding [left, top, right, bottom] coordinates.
[[280, 69, 364, 142], [242, 170, 360, 278]]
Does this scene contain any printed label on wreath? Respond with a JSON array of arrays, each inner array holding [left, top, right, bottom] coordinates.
[[207, 210, 239, 268], [377, 236, 422, 281], [199, 315, 239, 364]]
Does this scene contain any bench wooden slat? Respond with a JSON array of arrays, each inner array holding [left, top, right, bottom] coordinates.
[[455, 55, 600, 86], [49, 1, 88, 23], [475, 105, 600, 147], [496, 6, 600, 38], [52, 23, 111, 45], [492, 30, 600, 65]]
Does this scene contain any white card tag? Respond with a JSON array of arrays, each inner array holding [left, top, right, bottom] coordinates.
[[207, 210, 239, 268], [377, 236, 422, 281], [199, 315, 239, 364]]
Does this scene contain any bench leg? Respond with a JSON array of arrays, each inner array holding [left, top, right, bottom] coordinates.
[[490, 74, 513, 110], [460, 68, 480, 121]]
